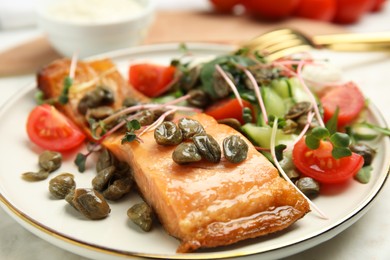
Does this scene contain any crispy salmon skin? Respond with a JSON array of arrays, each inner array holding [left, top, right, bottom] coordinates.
[[37, 58, 310, 253], [104, 113, 310, 252]]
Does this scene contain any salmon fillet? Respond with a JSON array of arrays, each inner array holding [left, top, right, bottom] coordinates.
[[37, 58, 310, 253], [104, 113, 310, 252]]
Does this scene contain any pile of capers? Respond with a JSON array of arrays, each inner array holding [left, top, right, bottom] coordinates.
[[154, 117, 248, 165], [92, 149, 134, 201]]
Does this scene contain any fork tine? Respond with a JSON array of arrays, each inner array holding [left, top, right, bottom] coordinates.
[[242, 28, 314, 61], [266, 45, 313, 61]]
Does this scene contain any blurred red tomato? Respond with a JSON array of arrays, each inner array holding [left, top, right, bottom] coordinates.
[[295, 0, 336, 21], [243, 0, 301, 19], [333, 0, 372, 24], [209, 0, 242, 13], [369, 0, 386, 12]]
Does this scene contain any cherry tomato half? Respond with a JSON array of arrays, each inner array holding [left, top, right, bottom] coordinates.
[[26, 104, 86, 152], [293, 138, 364, 184], [294, 0, 336, 22], [129, 63, 176, 98], [243, 0, 301, 19], [205, 98, 254, 124], [320, 81, 365, 127]]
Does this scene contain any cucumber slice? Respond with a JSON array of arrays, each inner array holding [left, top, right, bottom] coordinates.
[[261, 86, 285, 118], [288, 77, 311, 102], [242, 123, 296, 149], [271, 78, 292, 99]]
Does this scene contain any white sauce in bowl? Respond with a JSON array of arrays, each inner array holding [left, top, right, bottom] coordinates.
[[44, 0, 145, 24]]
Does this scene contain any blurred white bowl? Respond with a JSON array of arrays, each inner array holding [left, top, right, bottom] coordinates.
[[36, 0, 155, 58]]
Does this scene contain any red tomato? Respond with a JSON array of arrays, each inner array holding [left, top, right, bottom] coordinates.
[[205, 98, 254, 124], [320, 82, 365, 127], [26, 104, 86, 152], [243, 0, 301, 19], [369, 0, 386, 12], [333, 0, 372, 24], [209, 0, 242, 13], [294, 0, 336, 21], [129, 63, 176, 98], [293, 138, 364, 184]]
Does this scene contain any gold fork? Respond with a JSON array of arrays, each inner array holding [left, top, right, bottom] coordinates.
[[242, 28, 390, 61]]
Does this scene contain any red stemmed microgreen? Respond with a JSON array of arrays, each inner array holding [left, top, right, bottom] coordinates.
[[215, 64, 244, 108], [244, 68, 268, 125]]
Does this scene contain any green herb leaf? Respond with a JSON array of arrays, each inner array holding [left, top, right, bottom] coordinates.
[[58, 76, 73, 105], [354, 165, 373, 184], [121, 132, 137, 144], [128, 119, 141, 131], [305, 127, 329, 149], [330, 132, 350, 148], [242, 107, 253, 124], [74, 153, 87, 173], [325, 107, 339, 135], [311, 127, 330, 139], [331, 147, 352, 159], [34, 90, 45, 105], [275, 144, 287, 161], [305, 134, 320, 149]]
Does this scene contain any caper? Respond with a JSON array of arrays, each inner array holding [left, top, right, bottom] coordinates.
[[193, 134, 221, 163], [22, 170, 49, 181], [103, 177, 133, 201], [153, 109, 175, 122], [212, 69, 233, 98], [77, 86, 115, 115], [282, 119, 298, 134], [127, 202, 153, 232], [85, 106, 114, 120], [350, 143, 376, 166], [39, 150, 62, 173], [245, 66, 279, 88], [187, 89, 211, 108], [179, 66, 200, 92], [295, 177, 320, 198], [154, 121, 183, 146], [49, 173, 76, 199], [172, 142, 202, 164], [178, 118, 205, 140], [136, 110, 155, 126], [286, 102, 312, 120], [92, 165, 116, 191], [96, 149, 117, 173], [217, 118, 242, 131], [114, 161, 134, 180], [222, 135, 248, 163], [297, 114, 320, 129], [72, 188, 111, 220], [278, 154, 300, 182]]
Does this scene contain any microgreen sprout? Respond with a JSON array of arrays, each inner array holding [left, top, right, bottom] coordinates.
[[305, 127, 352, 159], [270, 117, 328, 219], [121, 119, 141, 144], [244, 68, 268, 124]]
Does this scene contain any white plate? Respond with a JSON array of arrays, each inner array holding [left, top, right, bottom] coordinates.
[[0, 43, 389, 260]]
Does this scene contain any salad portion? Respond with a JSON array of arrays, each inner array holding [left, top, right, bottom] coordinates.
[[124, 46, 380, 190]]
